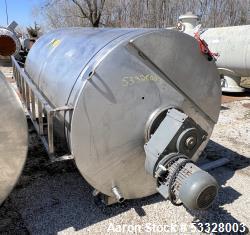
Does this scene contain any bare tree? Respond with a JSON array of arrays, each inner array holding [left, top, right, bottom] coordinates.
[[38, 0, 106, 28], [36, 0, 250, 30], [71, 0, 105, 27], [27, 22, 41, 38]]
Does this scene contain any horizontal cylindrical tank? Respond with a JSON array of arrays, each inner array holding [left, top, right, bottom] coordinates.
[[0, 71, 27, 205], [179, 12, 250, 92], [0, 27, 20, 56], [201, 26, 250, 78], [25, 28, 221, 201]]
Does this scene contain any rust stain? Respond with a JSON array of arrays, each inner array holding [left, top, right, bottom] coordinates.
[[0, 36, 16, 56]]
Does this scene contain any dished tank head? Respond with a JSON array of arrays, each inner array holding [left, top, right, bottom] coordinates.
[[24, 28, 221, 202], [0, 72, 28, 205]]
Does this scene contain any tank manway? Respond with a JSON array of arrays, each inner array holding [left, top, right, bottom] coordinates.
[[15, 27, 221, 209]]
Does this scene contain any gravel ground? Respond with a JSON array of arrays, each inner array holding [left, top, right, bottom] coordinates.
[[241, 78, 250, 89], [0, 61, 250, 234]]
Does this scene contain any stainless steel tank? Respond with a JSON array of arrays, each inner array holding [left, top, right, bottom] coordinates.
[[200, 26, 250, 78], [0, 71, 27, 205], [179, 12, 250, 92], [24, 28, 221, 208], [200, 26, 250, 92]]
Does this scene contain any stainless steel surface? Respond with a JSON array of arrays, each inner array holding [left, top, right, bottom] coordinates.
[[200, 26, 250, 78], [24, 28, 221, 200], [179, 13, 250, 92], [220, 74, 246, 93], [178, 12, 200, 31], [12, 57, 73, 162], [112, 187, 124, 203], [0, 71, 27, 205]]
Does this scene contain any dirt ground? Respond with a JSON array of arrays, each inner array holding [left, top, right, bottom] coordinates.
[[222, 92, 250, 104], [241, 77, 250, 89], [0, 61, 250, 234]]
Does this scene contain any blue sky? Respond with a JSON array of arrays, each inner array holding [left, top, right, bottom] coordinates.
[[0, 0, 43, 28]]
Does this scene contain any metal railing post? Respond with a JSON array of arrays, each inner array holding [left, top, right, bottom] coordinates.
[[30, 90, 36, 120], [47, 110, 54, 155], [10, 56, 74, 162], [38, 101, 44, 135]]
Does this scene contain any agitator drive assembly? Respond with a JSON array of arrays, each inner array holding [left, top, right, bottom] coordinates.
[[3, 28, 222, 210]]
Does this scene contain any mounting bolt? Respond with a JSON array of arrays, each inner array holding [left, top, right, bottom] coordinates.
[[202, 135, 207, 141], [185, 136, 197, 150]]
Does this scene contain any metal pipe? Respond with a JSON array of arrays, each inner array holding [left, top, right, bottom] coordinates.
[[112, 187, 125, 203], [0, 26, 20, 56]]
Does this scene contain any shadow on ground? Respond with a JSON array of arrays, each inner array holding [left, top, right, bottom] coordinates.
[[189, 140, 250, 234], [0, 124, 249, 234]]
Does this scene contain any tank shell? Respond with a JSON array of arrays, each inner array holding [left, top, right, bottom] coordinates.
[[0, 72, 28, 205], [201, 25, 250, 77], [25, 28, 221, 199]]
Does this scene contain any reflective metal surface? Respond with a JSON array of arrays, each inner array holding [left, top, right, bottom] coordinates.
[[179, 13, 250, 92], [25, 28, 221, 200], [200, 26, 250, 78], [0, 71, 27, 205]]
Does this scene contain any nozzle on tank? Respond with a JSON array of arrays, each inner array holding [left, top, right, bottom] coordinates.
[[112, 186, 125, 203]]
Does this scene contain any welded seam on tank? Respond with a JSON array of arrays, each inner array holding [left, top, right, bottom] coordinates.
[[126, 42, 217, 124], [66, 29, 140, 105], [64, 30, 146, 144]]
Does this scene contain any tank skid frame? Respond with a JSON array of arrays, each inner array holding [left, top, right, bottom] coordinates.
[[11, 56, 74, 162]]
